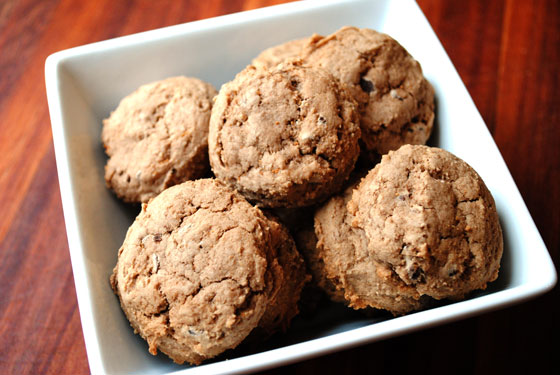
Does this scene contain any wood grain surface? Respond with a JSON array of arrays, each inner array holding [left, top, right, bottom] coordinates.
[[0, 0, 558, 374]]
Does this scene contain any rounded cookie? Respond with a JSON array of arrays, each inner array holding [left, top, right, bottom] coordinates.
[[348, 145, 503, 301], [209, 60, 361, 208], [314, 183, 426, 314], [102, 76, 217, 203], [251, 37, 314, 69], [110, 179, 280, 365], [301, 27, 435, 160]]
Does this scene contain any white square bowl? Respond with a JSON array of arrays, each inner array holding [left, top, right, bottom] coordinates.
[[45, 0, 557, 374]]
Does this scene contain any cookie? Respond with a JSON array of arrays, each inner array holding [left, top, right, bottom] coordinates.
[[251, 37, 313, 69], [110, 179, 281, 365], [301, 27, 435, 160], [208, 60, 361, 208], [253, 213, 310, 337], [102, 76, 217, 203], [348, 145, 503, 301], [314, 183, 426, 314], [294, 224, 347, 305]]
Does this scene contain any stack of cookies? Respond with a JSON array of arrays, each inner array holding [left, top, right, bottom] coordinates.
[[104, 26, 503, 365]]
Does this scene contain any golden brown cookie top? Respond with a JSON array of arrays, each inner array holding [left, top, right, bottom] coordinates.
[[110, 179, 278, 365], [209, 60, 361, 208], [349, 145, 503, 300], [102, 76, 217, 203], [301, 26, 435, 160]]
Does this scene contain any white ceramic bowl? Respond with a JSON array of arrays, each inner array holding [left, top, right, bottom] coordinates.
[[45, 0, 556, 374]]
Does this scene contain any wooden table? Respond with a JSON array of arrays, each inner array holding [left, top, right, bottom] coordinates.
[[0, 0, 558, 373]]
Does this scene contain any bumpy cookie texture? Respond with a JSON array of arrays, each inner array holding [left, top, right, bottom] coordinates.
[[251, 37, 314, 69], [208, 60, 361, 208], [102, 76, 217, 203], [110, 179, 279, 365], [295, 225, 347, 305], [301, 27, 435, 160], [349, 145, 503, 301], [253, 213, 310, 338], [314, 183, 426, 314]]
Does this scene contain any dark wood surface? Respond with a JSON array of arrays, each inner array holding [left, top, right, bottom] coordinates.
[[0, 0, 558, 374]]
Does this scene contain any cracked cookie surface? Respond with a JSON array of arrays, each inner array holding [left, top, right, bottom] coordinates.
[[208, 61, 361, 208], [110, 179, 278, 365], [301, 27, 435, 161], [314, 182, 427, 314], [349, 145, 503, 301], [102, 76, 217, 203]]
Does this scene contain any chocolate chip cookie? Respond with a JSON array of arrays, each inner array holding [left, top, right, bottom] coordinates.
[[102, 76, 217, 203], [208, 60, 361, 208], [301, 27, 435, 161], [348, 145, 503, 301], [110, 179, 281, 365]]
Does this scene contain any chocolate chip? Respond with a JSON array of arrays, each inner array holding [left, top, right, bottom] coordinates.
[[153, 233, 162, 242], [290, 79, 299, 89], [411, 267, 425, 282], [359, 78, 374, 93]]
